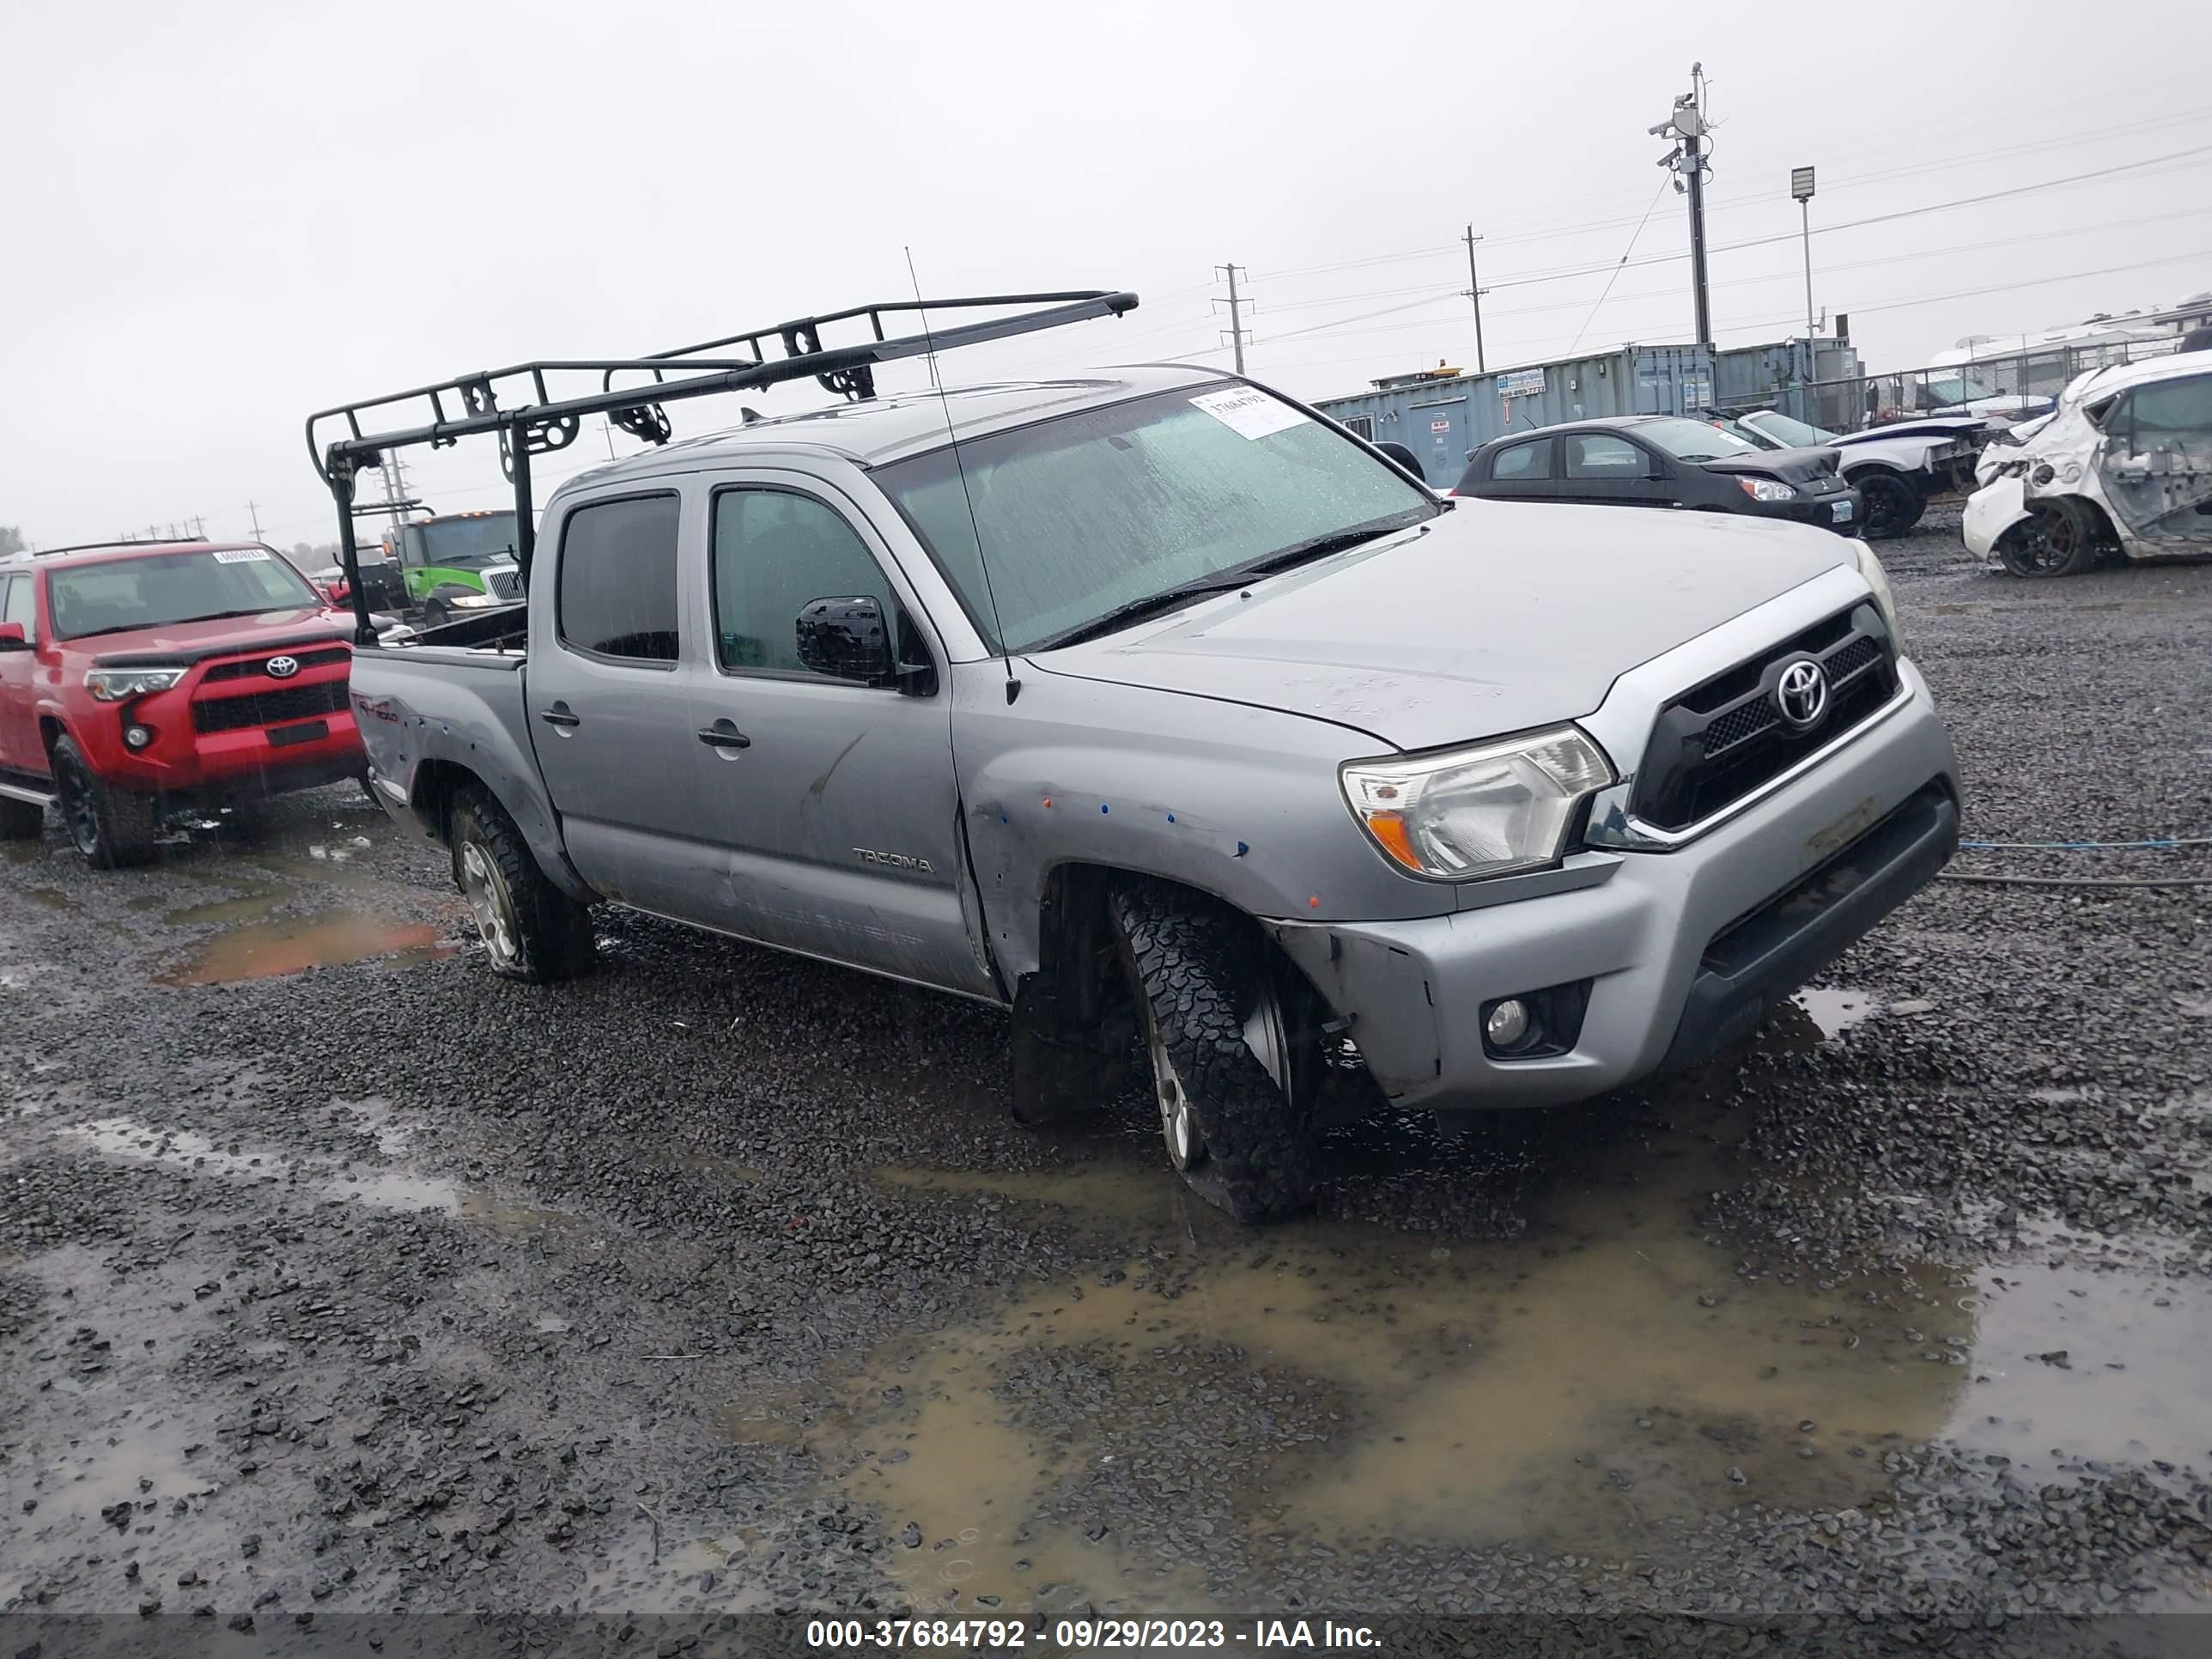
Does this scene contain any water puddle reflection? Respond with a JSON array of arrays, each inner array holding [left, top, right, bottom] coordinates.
[[155, 910, 454, 984]]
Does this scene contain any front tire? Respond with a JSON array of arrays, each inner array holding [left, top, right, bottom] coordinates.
[[448, 785, 596, 982], [49, 735, 157, 868], [1997, 499, 2097, 578], [1855, 470, 1923, 540], [1109, 879, 1320, 1224]]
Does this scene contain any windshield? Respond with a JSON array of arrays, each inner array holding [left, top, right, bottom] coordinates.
[[1921, 374, 1994, 405], [49, 547, 324, 640], [417, 514, 520, 570], [1747, 410, 1837, 447], [1636, 418, 1760, 462], [875, 384, 1438, 653]]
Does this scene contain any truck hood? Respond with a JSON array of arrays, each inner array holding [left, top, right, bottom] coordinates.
[[80, 607, 349, 665], [1029, 499, 1857, 751]]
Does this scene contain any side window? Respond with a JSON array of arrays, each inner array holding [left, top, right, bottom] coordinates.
[[556, 494, 681, 663], [3, 575, 33, 641], [1565, 434, 1650, 478], [1490, 439, 1552, 481], [711, 489, 895, 677], [2120, 376, 2212, 438]]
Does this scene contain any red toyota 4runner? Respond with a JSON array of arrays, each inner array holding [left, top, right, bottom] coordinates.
[[0, 540, 367, 866]]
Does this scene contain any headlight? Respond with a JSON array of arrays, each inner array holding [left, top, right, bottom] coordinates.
[[1737, 477, 1797, 502], [85, 665, 185, 702], [1855, 545, 1901, 645], [447, 592, 501, 610], [1341, 726, 1614, 881]]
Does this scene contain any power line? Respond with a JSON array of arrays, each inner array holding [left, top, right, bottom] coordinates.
[[1564, 179, 1673, 358]]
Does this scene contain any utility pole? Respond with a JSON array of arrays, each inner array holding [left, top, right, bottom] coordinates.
[[1212, 264, 1251, 376], [1791, 165, 1818, 341], [1651, 64, 1714, 348], [246, 501, 264, 540], [185, 514, 205, 539], [1461, 226, 1488, 374]]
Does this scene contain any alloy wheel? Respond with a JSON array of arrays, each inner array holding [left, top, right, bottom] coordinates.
[[459, 840, 521, 968]]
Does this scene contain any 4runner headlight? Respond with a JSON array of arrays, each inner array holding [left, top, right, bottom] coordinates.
[[85, 665, 185, 701], [1855, 545, 1901, 644], [1341, 726, 1614, 882]]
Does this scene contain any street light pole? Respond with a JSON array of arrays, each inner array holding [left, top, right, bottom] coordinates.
[[1791, 165, 1817, 341]]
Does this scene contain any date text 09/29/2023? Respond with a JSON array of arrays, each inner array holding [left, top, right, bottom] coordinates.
[[804, 1617, 1383, 1649]]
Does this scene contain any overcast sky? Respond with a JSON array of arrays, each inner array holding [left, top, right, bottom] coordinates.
[[4, 0, 2208, 550]]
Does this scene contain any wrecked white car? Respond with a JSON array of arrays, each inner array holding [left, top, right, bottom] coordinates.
[[1964, 354, 2212, 577], [1720, 409, 1992, 540]]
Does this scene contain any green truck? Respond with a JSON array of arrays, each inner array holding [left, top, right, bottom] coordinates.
[[368, 510, 525, 628]]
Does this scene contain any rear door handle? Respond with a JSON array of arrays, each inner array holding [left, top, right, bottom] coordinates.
[[539, 702, 580, 729], [696, 720, 751, 750]]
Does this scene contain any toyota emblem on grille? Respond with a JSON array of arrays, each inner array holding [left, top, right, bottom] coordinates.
[[265, 655, 301, 679], [1772, 657, 1829, 730]]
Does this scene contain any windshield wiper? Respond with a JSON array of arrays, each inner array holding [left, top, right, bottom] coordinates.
[[1029, 571, 1260, 652], [1236, 512, 1425, 578]]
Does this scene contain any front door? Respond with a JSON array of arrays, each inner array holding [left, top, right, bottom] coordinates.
[[2098, 374, 2212, 551], [525, 487, 720, 919], [681, 476, 989, 997]]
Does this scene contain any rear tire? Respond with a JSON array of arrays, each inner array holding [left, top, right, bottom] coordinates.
[[1109, 878, 1321, 1224], [49, 735, 157, 869], [1856, 470, 1923, 540], [1997, 499, 2097, 578], [448, 785, 596, 983]]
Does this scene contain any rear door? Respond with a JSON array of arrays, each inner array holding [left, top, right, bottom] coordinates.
[[676, 473, 990, 997], [0, 574, 41, 774], [1476, 435, 1558, 501], [1558, 431, 1673, 508], [525, 486, 720, 919]]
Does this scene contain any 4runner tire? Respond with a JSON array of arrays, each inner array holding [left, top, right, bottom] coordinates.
[[1109, 878, 1321, 1224], [1856, 470, 1923, 540], [1997, 499, 2097, 578], [50, 734, 158, 868], [448, 785, 596, 983]]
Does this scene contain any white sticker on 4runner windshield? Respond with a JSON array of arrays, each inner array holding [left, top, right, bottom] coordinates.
[[211, 547, 271, 563], [1189, 386, 1309, 441]]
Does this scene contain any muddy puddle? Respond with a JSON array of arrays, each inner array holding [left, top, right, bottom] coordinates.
[[155, 910, 455, 985], [52, 1109, 587, 1241], [824, 1081, 2212, 1611]]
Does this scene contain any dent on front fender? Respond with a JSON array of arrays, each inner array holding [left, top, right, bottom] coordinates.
[[1961, 476, 2030, 558]]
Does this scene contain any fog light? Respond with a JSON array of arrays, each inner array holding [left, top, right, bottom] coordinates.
[[1485, 998, 1531, 1049], [125, 725, 153, 750]]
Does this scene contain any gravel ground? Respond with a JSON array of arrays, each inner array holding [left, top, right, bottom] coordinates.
[[4, 515, 2211, 1656]]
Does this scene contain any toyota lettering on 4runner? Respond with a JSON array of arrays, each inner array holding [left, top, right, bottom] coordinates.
[[311, 292, 1962, 1224], [0, 540, 368, 866]]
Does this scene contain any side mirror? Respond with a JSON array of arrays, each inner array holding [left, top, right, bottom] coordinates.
[[0, 623, 26, 650], [1371, 440, 1427, 482], [795, 596, 895, 683]]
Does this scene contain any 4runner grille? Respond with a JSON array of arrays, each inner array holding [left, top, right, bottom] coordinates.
[[1629, 602, 1900, 834], [201, 647, 350, 684], [191, 680, 350, 734]]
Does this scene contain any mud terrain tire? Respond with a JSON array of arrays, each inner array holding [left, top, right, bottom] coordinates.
[[449, 784, 596, 983], [1109, 878, 1320, 1224]]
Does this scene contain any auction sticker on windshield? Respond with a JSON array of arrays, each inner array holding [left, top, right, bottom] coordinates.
[[212, 548, 272, 562], [1189, 386, 1307, 441]]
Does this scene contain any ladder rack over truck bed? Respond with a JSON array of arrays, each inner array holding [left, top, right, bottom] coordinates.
[[303, 290, 1140, 644]]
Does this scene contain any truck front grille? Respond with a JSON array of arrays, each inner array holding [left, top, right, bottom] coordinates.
[[1629, 603, 1899, 833], [485, 569, 524, 603], [201, 646, 350, 685], [192, 679, 350, 734]]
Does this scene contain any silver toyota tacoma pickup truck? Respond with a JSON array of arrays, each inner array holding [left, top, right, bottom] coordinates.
[[320, 295, 1960, 1223]]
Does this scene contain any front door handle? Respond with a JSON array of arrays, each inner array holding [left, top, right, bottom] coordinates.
[[696, 720, 751, 750], [539, 703, 581, 730]]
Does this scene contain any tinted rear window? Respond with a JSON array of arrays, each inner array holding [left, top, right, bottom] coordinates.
[[557, 495, 681, 662]]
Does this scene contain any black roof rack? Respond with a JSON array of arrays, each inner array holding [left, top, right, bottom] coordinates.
[[305, 290, 1137, 643], [27, 537, 218, 558]]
